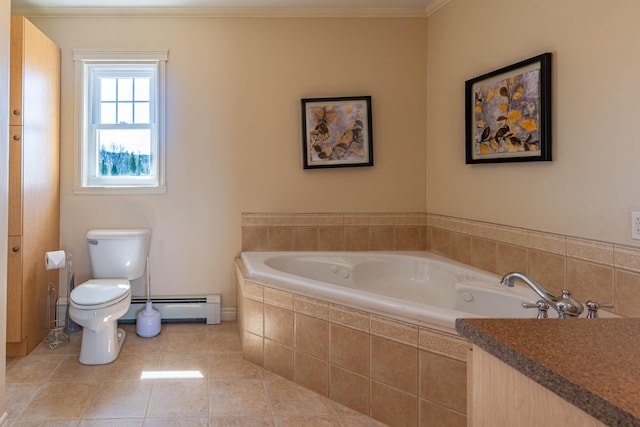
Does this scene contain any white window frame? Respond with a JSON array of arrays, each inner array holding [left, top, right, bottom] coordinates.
[[73, 50, 168, 195]]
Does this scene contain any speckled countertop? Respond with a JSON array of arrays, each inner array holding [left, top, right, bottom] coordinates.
[[455, 318, 640, 427]]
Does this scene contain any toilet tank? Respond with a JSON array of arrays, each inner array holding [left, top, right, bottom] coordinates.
[[87, 228, 151, 279]]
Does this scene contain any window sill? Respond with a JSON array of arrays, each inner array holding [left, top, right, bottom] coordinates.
[[72, 185, 167, 196]]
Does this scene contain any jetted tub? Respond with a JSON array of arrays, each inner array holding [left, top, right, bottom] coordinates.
[[239, 251, 584, 333]]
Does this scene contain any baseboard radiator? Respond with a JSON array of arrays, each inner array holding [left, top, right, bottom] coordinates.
[[120, 295, 221, 324]]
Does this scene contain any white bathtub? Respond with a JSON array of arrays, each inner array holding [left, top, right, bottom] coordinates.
[[240, 251, 587, 333]]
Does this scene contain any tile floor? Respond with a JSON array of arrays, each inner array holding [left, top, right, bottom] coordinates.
[[5, 322, 387, 426]]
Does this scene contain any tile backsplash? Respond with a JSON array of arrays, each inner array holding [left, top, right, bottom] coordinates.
[[241, 212, 640, 317]]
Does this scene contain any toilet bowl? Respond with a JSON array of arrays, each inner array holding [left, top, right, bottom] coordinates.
[[69, 279, 132, 365], [69, 228, 151, 365]]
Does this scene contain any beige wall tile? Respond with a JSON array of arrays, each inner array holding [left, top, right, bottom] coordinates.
[[566, 237, 614, 266], [244, 299, 264, 337], [294, 295, 329, 321], [614, 269, 640, 317], [497, 225, 528, 247], [370, 380, 418, 427], [450, 233, 471, 265], [395, 226, 420, 251], [267, 214, 293, 226], [420, 226, 429, 250], [471, 237, 497, 273], [566, 258, 614, 304], [614, 245, 640, 273], [527, 249, 566, 295], [264, 304, 294, 346], [418, 328, 469, 362], [419, 398, 466, 427], [318, 214, 344, 226], [330, 324, 370, 376], [242, 227, 268, 251], [293, 227, 319, 251], [295, 313, 330, 360], [344, 214, 370, 226], [371, 336, 418, 394], [419, 350, 466, 413], [345, 226, 370, 251], [329, 365, 370, 416], [242, 213, 268, 227], [527, 231, 566, 255], [292, 214, 319, 227], [395, 214, 422, 226], [244, 282, 264, 302], [429, 228, 451, 257], [496, 243, 528, 276], [242, 332, 263, 367], [369, 214, 395, 226], [318, 227, 345, 251], [264, 339, 294, 381], [370, 226, 395, 251], [264, 287, 294, 310], [330, 305, 370, 332], [267, 227, 294, 250], [428, 214, 452, 231], [370, 315, 419, 347], [294, 351, 329, 397]]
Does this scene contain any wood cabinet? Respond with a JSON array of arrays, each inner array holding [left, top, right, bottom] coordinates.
[[7, 16, 60, 357], [467, 346, 606, 427]]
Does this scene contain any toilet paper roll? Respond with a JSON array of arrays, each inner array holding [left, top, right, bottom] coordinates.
[[45, 250, 66, 270]]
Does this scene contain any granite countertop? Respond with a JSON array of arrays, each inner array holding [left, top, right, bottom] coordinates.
[[456, 317, 640, 427]]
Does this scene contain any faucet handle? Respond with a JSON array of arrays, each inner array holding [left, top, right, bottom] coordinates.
[[522, 300, 549, 319], [585, 300, 614, 318]]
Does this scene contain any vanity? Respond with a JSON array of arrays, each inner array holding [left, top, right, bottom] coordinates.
[[456, 317, 640, 426]]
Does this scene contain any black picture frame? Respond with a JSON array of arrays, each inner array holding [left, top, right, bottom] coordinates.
[[301, 96, 373, 169], [465, 53, 552, 164]]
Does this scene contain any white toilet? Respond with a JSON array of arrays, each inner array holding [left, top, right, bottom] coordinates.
[[69, 228, 151, 365]]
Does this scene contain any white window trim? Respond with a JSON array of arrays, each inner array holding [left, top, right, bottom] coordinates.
[[73, 49, 168, 195]]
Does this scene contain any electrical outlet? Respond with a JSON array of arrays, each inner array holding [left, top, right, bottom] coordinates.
[[632, 211, 640, 240]]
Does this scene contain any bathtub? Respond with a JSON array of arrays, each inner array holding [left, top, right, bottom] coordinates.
[[240, 251, 580, 333]]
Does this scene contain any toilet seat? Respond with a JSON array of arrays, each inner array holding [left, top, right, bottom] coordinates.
[[71, 279, 131, 309]]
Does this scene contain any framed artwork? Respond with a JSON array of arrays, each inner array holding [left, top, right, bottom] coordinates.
[[301, 96, 373, 169], [465, 53, 552, 164]]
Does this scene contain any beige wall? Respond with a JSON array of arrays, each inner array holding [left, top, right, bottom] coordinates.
[[426, 0, 640, 247], [28, 17, 428, 305], [1, 0, 9, 419]]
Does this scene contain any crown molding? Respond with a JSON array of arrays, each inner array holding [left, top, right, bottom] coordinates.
[[11, 6, 432, 18]]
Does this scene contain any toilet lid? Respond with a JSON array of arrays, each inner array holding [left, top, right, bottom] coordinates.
[[71, 279, 131, 306]]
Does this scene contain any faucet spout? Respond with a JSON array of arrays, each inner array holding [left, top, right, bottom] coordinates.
[[500, 272, 584, 318]]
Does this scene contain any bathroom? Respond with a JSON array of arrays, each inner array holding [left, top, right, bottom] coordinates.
[[1, 0, 640, 424]]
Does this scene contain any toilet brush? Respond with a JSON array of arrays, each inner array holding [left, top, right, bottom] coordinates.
[[136, 256, 161, 338]]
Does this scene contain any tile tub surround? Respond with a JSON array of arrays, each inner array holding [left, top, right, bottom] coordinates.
[[241, 212, 640, 317], [236, 260, 470, 427]]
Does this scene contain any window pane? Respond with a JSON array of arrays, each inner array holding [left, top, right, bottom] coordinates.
[[100, 102, 116, 124], [135, 78, 150, 101], [101, 78, 116, 101], [97, 129, 151, 177], [118, 102, 133, 124], [118, 78, 133, 101], [134, 102, 150, 124]]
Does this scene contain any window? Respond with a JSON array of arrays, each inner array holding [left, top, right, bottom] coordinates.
[[73, 50, 168, 194]]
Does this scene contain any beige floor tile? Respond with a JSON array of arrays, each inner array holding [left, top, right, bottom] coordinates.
[[82, 381, 152, 419], [9, 420, 80, 426], [210, 417, 275, 427], [273, 416, 341, 426], [143, 419, 209, 426], [156, 352, 209, 379], [17, 382, 96, 421], [209, 380, 272, 417], [6, 355, 66, 383], [146, 380, 209, 418], [98, 353, 160, 382], [161, 331, 209, 353], [207, 353, 264, 380], [338, 415, 389, 426], [5, 383, 44, 420], [206, 332, 243, 353], [49, 355, 110, 383], [264, 378, 333, 417], [77, 418, 144, 426], [119, 332, 164, 355]]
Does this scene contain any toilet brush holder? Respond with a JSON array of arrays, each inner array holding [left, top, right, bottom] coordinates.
[[136, 301, 161, 338]]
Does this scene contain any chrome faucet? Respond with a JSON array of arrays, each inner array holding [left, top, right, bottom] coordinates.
[[500, 272, 584, 318]]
